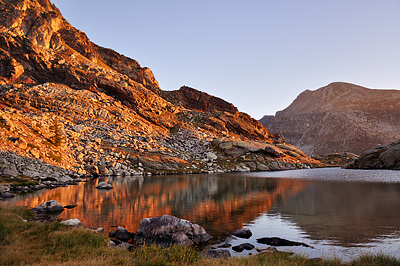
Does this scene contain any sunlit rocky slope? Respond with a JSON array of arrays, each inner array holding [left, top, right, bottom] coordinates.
[[261, 82, 400, 155], [0, 0, 320, 180]]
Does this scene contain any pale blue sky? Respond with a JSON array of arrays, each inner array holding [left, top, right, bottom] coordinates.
[[51, 0, 400, 118]]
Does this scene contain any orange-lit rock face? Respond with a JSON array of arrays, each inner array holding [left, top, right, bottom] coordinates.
[[13, 175, 308, 237]]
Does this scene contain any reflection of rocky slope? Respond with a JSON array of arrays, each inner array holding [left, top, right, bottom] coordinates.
[[261, 82, 400, 155], [276, 181, 400, 245], [0, 0, 320, 178], [14, 175, 308, 237], [345, 141, 400, 169]]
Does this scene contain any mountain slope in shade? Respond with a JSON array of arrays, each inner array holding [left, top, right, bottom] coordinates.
[[261, 82, 400, 155], [0, 0, 320, 177]]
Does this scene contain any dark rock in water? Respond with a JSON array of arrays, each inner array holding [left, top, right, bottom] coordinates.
[[344, 141, 400, 170], [256, 237, 312, 248], [63, 204, 77, 209], [115, 226, 131, 242], [218, 243, 232, 248], [0, 191, 15, 198], [32, 200, 64, 213], [232, 243, 255, 252], [231, 228, 252, 239], [133, 214, 212, 247], [241, 243, 255, 250], [95, 181, 113, 189], [201, 249, 231, 259]]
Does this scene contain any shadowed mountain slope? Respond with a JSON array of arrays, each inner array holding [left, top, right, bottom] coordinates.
[[261, 82, 400, 155]]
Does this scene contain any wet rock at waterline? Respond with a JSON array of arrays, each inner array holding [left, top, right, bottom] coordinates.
[[218, 243, 232, 248], [32, 200, 64, 213], [95, 182, 113, 189], [232, 243, 255, 252], [0, 191, 15, 199], [133, 214, 212, 247], [256, 237, 312, 248], [231, 228, 252, 239], [63, 205, 78, 209]]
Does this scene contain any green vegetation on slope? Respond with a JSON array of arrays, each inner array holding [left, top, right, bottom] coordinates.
[[0, 202, 399, 266]]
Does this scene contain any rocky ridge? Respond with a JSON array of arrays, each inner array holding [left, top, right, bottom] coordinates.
[[262, 82, 400, 155], [344, 141, 400, 170], [0, 0, 320, 185]]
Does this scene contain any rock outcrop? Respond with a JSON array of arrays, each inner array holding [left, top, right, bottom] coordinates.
[[133, 214, 212, 247], [261, 82, 400, 155], [0, 0, 321, 180], [344, 141, 400, 169]]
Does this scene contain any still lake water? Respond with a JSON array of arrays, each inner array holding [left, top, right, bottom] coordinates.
[[11, 168, 400, 261]]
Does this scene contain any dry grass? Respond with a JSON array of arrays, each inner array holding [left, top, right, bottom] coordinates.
[[0, 202, 399, 266]]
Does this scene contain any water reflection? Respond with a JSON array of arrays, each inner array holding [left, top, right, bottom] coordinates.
[[277, 181, 400, 246], [13, 174, 307, 238], [11, 169, 400, 260]]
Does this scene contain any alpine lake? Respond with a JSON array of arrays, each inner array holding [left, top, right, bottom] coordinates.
[[10, 167, 400, 261]]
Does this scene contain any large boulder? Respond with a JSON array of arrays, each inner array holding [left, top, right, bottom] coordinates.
[[133, 214, 212, 247], [32, 200, 64, 213]]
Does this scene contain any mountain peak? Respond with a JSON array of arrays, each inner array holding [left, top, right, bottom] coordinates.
[[263, 83, 400, 155]]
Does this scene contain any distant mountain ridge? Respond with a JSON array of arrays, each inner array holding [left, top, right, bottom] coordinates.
[[261, 82, 400, 155]]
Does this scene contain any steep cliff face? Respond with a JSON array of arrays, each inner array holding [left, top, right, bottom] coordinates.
[[0, 0, 320, 176], [262, 82, 400, 155]]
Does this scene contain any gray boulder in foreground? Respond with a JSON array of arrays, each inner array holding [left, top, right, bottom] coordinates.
[[133, 214, 212, 247], [32, 200, 64, 213], [344, 141, 400, 170], [61, 218, 82, 226]]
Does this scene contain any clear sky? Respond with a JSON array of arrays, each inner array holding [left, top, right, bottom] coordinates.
[[50, 0, 400, 119]]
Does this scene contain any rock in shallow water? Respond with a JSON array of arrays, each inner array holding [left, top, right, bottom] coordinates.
[[32, 200, 64, 213], [256, 237, 312, 248], [232, 243, 255, 252], [133, 214, 212, 247], [95, 181, 113, 189], [231, 228, 252, 239]]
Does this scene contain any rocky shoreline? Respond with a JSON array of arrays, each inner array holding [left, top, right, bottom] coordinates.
[[27, 199, 311, 259]]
